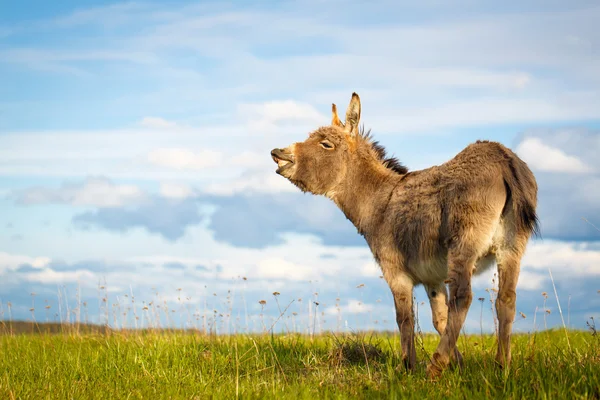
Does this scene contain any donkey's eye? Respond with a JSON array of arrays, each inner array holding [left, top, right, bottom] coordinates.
[[320, 141, 334, 150]]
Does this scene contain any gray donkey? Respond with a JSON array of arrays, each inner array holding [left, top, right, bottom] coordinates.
[[270, 92, 539, 378]]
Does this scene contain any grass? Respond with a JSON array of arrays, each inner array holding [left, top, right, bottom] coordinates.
[[0, 324, 598, 399]]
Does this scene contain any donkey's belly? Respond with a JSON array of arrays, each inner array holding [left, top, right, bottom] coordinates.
[[407, 251, 497, 285], [407, 256, 448, 286]]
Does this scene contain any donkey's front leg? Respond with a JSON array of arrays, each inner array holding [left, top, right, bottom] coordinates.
[[388, 272, 416, 370]]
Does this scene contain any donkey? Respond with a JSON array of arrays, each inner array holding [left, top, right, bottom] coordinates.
[[270, 92, 539, 378]]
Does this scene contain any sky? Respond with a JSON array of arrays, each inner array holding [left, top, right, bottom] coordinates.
[[1, 0, 599, 335]]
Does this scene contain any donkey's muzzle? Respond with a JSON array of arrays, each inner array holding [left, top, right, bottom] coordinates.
[[270, 148, 295, 175]]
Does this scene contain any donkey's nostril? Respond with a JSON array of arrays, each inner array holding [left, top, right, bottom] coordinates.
[[271, 148, 294, 166], [271, 148, 281, 163]]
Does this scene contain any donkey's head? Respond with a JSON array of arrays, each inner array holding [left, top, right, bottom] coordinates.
[[270, 92, 363, 196], [270, 92, 407, 196]]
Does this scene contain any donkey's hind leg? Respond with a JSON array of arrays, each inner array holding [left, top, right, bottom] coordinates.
[[425, 283, 463, 367], [495, 236, 527, 369], [426, 248, 476, 378]]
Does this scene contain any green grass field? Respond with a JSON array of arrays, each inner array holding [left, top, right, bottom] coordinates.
[[1, 323, 598, 399]]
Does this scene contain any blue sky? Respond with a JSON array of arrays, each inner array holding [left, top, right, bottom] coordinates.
[[1, 0, 600, 335]]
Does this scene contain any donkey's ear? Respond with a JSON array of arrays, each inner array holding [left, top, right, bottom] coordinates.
[[344, 92, 361, 137], [331, 103, 344, 127]]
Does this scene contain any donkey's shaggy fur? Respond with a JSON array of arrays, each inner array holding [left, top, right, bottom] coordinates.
[[270, 92, 539, 378]]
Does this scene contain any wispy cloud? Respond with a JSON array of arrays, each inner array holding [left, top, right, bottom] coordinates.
[[147, 148, 223, 170], [516, 137, 594, 173], [514, 129, 600, 241], [138, 117, 179, 129], [13, 176, 146, 208], [2, 2, 599, 133], [0, 251, 50, 274]]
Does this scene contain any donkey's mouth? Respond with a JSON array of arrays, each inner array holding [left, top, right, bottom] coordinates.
[[270, 148, 295, 174]]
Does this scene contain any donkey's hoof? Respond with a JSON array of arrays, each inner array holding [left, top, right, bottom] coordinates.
[[426, 352, 449, 379], [426, 362, 444, 380]]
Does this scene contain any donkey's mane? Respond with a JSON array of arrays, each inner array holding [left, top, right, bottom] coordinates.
[[358, 125, 409, 175]]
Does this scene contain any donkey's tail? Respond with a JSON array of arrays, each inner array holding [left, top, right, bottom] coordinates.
[[502, 148, 541, 238]]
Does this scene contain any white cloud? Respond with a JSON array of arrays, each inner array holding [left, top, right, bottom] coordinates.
[[159, 182, 195, 199], [139, 117, 179, 129], [367, 96, 600, 135], [127, 255, 213, 268], [0, 233, 370, 312], [146, 147, 269, 172], [117, 232, 370, 285], [0, 252, 50, 274], [3, 225, 600, 332], [203, 171, 298, 195], [515, 270, 547, 291], [239, 100, 325, 122], [23, 268, 96, 284], [360, 260, 382, 278], [472, 239, 600, 292], [238, 100, 327, 133], [508, 129, 600, 242], [72, 178, 144, 207], [2, 4, 600, 184], [14, 176, 145, 208], [0, 125, 276, 183], [3, 2, 600, 136], [49, 2, 148, 28], [232, 151, 272, 169], [147, 148, 223, 170], [255, 258, 316, 281], [516, 137, 593, 173], [325, 299, 374, 315], [522, 240, 600, 276]]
